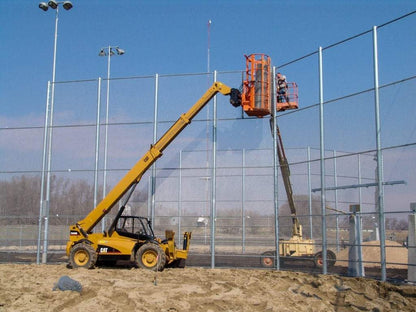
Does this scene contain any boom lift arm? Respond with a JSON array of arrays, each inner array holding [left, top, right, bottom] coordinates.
[[71, 82, 241, 237], [273, 121, 302, 239]]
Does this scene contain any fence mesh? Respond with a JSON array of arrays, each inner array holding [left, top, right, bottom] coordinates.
[[1, 14, 415, 282]]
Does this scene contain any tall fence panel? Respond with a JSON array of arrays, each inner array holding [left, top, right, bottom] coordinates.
[[0, 13, 415, 282]]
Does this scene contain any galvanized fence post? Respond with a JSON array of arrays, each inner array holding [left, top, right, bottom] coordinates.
[[372, 25, 387, 282], [241, 148, 246, 253], [272, 66, 280, 270], [37, 81, 51, 264], [210, 70, 217, 268], [319, 46, 328, 274], [408, 203, 416, 282], [94, 78, 102, 211], [307, 146, 313, 239], [151, 73, 159, 226]]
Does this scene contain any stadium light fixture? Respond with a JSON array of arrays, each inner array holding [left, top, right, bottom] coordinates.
[[62, 1, 73, 10], [115, 47, 125, 55], [37, 0, 73, 266], [39, 1, 73, 11], [39, 2, 49, 11], [48, 0, 58, 9]]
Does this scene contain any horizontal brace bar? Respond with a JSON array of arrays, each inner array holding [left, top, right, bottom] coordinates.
[[312, 180, 406, 192]]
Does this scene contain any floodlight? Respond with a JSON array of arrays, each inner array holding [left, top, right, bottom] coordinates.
[[115, 47, 125, 55], [48, 0, 58, 9], [63, 1, 73, 10], [39, 2, 49, 11], [99, 49, 106, 57]]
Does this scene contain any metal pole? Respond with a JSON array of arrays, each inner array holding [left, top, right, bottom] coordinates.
[[102, 46, 112, 232], [408, 203, 416, 282], [37, 81, 51, 264], [207, 20, 211, 74], [318, 46, 327, 273], [178, 150, 183, 246], [333, 150, 339, 253], [358, 154, 362, 205], [93, 78, 102, 211], [206, 20, 212, 203], [307, 146, 313, 239], [210, 70, 217, 268], [42, 7, 60, 264], [272, 66, 280, 270], [151, 73, 159, 226], [357, 210, 365, 277], [242, 148, 246, 253], [147, 176, 151, 218], [372, 26, 387, 281]]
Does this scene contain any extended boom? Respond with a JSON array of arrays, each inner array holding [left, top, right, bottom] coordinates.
[[66, 82, 241, 270]]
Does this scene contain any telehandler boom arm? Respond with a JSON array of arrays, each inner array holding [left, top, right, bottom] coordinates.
[[74, 82, 240, 235]]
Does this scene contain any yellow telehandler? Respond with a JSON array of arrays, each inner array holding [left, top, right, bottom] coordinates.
[[66, 82, 241, 270]]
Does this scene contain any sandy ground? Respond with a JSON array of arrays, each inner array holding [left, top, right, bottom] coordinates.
[[336, 240, 408, 269], [0, 264, 415, 312]]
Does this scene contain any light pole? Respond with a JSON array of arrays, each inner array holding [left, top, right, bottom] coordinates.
[[98, 46, 125, 232], [37, 0, 73, 265]]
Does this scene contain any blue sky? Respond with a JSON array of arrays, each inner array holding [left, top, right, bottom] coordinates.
[[0, 1, 415, 215], [1, 0, 415, 119]]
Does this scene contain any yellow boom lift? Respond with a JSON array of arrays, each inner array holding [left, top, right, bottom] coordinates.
[[241, 54, 336, 268], [66, 82, 241, 270]]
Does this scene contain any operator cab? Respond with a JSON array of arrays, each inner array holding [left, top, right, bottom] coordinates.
[[115, 216, 155, 241]]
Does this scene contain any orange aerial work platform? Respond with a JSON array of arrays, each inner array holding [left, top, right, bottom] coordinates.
[[242, 54, 272, 117], [276, 81, 298, 112], [241, 53, 299, 117]]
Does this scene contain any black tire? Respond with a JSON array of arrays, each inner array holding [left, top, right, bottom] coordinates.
[[327, 249, 337, 268], [314, 250, 336, 268], [260, 251, 276, 268], [166, 258, 186, 268], [314, 251, 324, 268], [69, 243, 97, 269], [135, 243, 166, 271]]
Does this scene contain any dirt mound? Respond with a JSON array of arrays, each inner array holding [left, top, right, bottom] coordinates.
[[336, 240, 408, 268], [0, 264, 415, 311]]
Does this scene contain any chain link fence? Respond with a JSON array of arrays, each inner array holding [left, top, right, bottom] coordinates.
[[0, 13, 415, 282]]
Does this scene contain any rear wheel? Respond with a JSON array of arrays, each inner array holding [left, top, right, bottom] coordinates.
[[314, 250, 336, 268], [260, 251, 276, 268], [327, 250, 337, 268], [69, 243, 97, 269], [135, 243, 166, 271]]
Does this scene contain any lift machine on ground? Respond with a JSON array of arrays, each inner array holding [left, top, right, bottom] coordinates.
[[66, 82, 241, 270], [241, 54, 336, 268]]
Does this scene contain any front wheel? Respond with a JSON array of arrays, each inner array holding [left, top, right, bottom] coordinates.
[[135, 243, 166, 271], [260, 251, 276, 268], [69, 243, 97, 269]]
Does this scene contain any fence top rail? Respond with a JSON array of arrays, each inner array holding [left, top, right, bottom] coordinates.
[[277, 10, 416, 69]]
